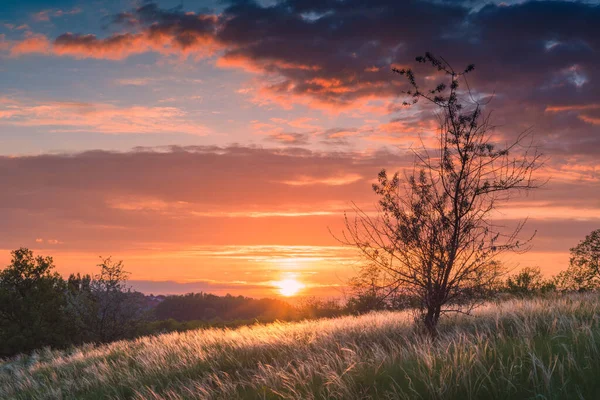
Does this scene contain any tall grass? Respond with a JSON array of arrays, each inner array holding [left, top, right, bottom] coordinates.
[[2, 294, 600, 399]]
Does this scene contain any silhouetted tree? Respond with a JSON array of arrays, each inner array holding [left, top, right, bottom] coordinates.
[[343, 53, 542, 336], [556, 229, 600, 291], [67, 272, 92, 294], [0, 248, 70, 356], [69, 257, 145, 342]]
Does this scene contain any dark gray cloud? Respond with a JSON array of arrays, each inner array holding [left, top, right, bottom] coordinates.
[[56, 0, 595, 156]]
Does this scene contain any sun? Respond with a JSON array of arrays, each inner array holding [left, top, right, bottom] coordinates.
[[274, 278, 305, 297]]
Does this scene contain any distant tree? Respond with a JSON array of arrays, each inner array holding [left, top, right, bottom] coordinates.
[[0, 248, 70, 357], [297, 297, 344, 319], [154, 292, 296, 322], [69, 257, 145, 342], [346, 263, 416, 313], [343, 53, 542, 336], [504, 267, 555, 296], [556, 229, 600, 292], [67, 272, 92, 294]]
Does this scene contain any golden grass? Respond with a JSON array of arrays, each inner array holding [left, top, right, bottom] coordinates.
[[2, 294, 600, 399]]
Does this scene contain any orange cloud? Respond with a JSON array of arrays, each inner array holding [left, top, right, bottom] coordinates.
[[579, 115, 600, 125], [215, 51, 400, 114], [9, 18, 219, 60], [545, 104, 600, 126], [246, 84, 395, 115], [9, 33, 51, 56], [545, 104, 600, 112], [53, 33, 151, 60], [216, 53, 321, 73]]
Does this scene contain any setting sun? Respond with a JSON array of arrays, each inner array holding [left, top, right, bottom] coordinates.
[[273, 278, 306, 297]]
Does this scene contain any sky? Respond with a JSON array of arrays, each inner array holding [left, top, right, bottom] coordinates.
[[0, 0, 598, 298]]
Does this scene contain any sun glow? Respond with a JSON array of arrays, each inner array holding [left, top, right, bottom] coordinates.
[[274, 278, 305, 297]]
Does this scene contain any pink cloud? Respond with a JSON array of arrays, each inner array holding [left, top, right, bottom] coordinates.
[[0, 99, 210, 135], [578, 115, 600, 126]]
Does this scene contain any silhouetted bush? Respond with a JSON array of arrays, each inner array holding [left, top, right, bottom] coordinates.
[[503, 267, 556, 297]]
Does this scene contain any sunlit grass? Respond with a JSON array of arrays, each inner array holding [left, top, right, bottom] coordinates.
[[2, 294, 600, 399]]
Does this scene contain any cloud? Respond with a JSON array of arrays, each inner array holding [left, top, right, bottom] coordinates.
[[2, 23, 29, 31], [0, 145, 597, 250], [267, 132, 311, 145], [3, 0, 595, 156], [49, 3, 220, 60], [1, 1, 598, 165], [9, 33, 51, 56], [114, 78, 157, 86], [52, 32, 160, 60], [280, 173, 363, 186], [32, 8, 82, 22], [6, 1, 600, 116], [0, 146, 407, 250], [0, 99, 209, 135], [33, 238, 63, 245], [546, 103, 600, 126]]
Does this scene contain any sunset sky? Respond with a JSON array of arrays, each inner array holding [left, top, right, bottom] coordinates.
[[0, 0, 598, 298]]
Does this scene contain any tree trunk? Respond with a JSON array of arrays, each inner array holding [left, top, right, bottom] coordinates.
[[423, 306, 439, 337]]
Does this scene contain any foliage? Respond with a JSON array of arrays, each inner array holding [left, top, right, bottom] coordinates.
[[343, 53, 542, 335], [67, 257, 147, 343], [0, 248, 71, 357], [556, 229, 600, 291], [3, 294, 600, 399], [296, 297, 344, 319], [504, 266, 555, 296], [0, 249, 149, 357]]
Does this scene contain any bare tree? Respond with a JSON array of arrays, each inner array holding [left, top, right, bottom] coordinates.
[[342, 53, 543, 336]]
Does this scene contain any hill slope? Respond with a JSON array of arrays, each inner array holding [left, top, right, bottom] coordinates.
[[2, 294, 600, 399]]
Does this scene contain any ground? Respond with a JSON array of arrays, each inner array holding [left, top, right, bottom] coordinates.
[[2, 294, 600, 399]]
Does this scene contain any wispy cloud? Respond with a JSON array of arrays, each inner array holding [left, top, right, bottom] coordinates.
[[32, 8, 82, 22], [0, 99, 209, 135]]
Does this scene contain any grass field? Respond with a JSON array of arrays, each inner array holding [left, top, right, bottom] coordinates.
[[2, 293, 600, 399]]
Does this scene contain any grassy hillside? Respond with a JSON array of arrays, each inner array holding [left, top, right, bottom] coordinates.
[[2, 294, 600, 399]]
